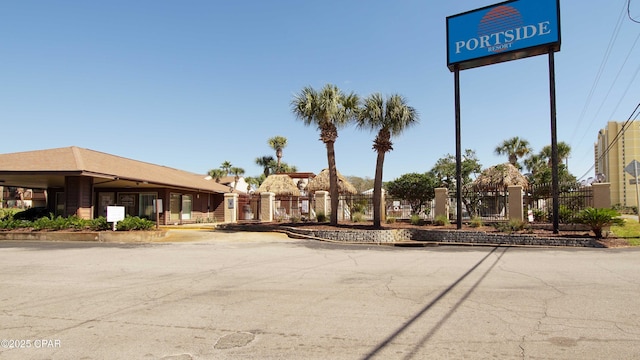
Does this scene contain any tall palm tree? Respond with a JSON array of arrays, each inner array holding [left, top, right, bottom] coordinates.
[[494, 137, 532, 169], [268, 136, 288, 173], [220, 161, 233, 176], [540, 141, 571, 167], [230, 167, 245, 191], [255, 156, 275, 178], [523, 153, 546, 178], [291, 84, 359, 225], [207, 168, 226, 183], [356, 93, 418, 228]]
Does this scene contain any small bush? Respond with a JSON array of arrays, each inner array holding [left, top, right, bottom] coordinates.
[[351, 212, 365, 223], [410, 214, 422, 226], [90, 216, 111, 231], [433, 214, 450, 226], [351, 203, 366, 214], [116, 216, 154, 231], [386, 216, 396, 224], [0, 218, 24, 230], [576, 207, 624, 239], [495, 219, 530, 233], [531, 208, 546, 222], [469, 217, 483, 228], [316, 212, 327, 222]]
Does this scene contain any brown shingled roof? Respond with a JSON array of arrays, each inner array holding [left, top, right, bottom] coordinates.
[[0, 146, 230, 193]]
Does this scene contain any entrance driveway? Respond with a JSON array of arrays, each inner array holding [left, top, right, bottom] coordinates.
[[1, 231, 639, 359]]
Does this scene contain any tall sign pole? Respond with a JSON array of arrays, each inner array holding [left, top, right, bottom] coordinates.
[[447, 0, 561, 231], [455, 65, 462, 229], [549, 48, 559, 234]]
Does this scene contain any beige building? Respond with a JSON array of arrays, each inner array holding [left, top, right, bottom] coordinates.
[[595, 121, 640, 207]]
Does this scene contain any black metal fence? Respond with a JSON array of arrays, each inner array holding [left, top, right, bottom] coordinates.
[[248, 183, 593, 223], [525, 182, 593, 223]]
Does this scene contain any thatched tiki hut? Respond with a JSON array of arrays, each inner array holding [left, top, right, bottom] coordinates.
[[472, 163, 529, 217], [306, 168, 357, 195], [307, 168, 357, 220], [473, 163, 529, 190], [256, 174, 301, 220]]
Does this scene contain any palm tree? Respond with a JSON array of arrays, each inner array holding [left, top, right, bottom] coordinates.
[[356, 93, 418, 228], [255, 156, 275, 178], [524, 153, 546, 178], [540, 141, 571, 167], [244, 176, 260, 192], [220, 161, 233, 176], [494, 137, 532, 169], [230, 167, 245, 191], [279, 162, 298, 173], [207, 168, 226, 183], [291, 84, 359, 225], [268, 136, 288, 173]]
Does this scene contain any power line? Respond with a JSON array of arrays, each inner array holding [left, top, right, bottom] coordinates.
[[629, 0, 640, 23], [568, 1, 627, 147]]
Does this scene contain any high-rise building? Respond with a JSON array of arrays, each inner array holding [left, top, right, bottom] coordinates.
[[595, 121, 640, 207]]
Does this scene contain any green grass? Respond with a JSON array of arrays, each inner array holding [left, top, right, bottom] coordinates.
[[611, 218, 640, 245]]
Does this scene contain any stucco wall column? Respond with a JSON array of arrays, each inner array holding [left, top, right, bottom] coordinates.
[[508, 185, 524, 222], [314, 191, 330, 220], [260, 192, 274, 222], [592, 183, 611, 209], [434, 188, 448, 219], [224, 193, 238, 223]]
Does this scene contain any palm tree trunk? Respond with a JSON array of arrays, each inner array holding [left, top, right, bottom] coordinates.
[[276, 150, 282, 173], [326, 141, 339, 226], [373, 151, 385, 228]]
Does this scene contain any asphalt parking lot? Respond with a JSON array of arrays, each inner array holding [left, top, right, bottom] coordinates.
[[1, 230, 639, 359]]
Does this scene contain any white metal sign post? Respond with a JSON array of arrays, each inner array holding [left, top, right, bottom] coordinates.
[[625, 160, 640, 222], [106, 206, 126, 231]]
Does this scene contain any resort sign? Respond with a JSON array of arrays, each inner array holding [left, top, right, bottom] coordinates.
[[447, 0, 560, 71], [446, 0, 562, 232]]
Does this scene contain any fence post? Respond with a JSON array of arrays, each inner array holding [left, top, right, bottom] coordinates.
[[260, 192, 274, 222], [434, 188, 448, 219], [592, 183, 611, 209], [224, 193, 239, 223], [507, 185, 524, 222], [314, 191, 330, 220]]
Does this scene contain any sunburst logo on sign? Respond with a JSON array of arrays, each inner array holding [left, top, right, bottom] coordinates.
[[478, 5, 523, 54]]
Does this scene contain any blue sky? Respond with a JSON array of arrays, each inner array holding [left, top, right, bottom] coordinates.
[[2, 0, 639, 182]]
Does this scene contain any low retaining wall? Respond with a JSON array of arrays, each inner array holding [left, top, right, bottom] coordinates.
[[253, 226, 600, 247], [0, 231, 167, 243]]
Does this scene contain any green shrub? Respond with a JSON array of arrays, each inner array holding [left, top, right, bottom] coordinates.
[[116, 216, 155, 231], [531, 208, 546, 222], [90, 216, 111, 231], [351, 203, 366, 214], [558, 205, 575, 224], [433, 214, 450, 226], [0, 218, 25, 230], [410, 214, 422, 226], [386, 216, 396, 224], [495, 219, 530, 233], [576, 207, 624, 239], [469, 217, 484, 228], [351, 212, 365, 223], [316, 212, 327, 222]]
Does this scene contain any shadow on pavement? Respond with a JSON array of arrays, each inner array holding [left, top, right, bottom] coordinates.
[[363, 246, 508, 359]]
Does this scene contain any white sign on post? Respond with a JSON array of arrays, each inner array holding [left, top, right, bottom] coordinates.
[[106, 206, 126, 231]]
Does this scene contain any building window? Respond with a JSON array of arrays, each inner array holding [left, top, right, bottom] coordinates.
[[181, 195, 192, 220], [139, 193, 158, 220], [170, 193, 181, 221]]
